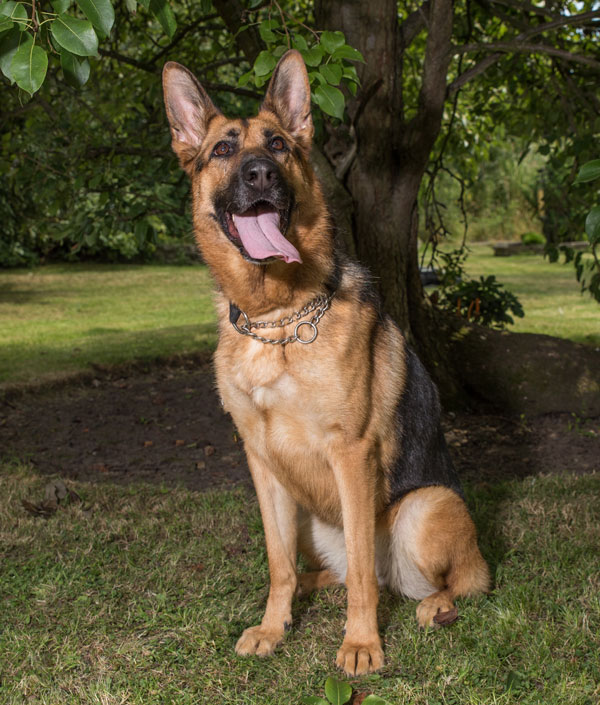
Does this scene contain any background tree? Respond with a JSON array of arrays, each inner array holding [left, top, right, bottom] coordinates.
[[2, 0, 599, 406]]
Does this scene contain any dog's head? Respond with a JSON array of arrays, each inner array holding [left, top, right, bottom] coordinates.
[[163, 50, 323, 270]]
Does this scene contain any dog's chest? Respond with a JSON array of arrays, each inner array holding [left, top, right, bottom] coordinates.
[[228, 356, 324, 433], [219, 346, 336, 484]]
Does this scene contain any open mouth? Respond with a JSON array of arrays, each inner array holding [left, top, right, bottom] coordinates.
[[223, 201, 302, 265]]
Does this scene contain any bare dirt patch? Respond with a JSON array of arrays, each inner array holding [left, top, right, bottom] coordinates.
[[1, 359, 598, 491]]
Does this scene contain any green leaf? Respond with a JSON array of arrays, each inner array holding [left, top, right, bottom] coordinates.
[[575, 159, 600, 184], [331, 45, 365, 62], [253, 49, 276, 77], [0, 1, 27, 30], [362, 696, 394, 705], [301, 697, 328, 705], [258, 18, 279, 43], [320, 30, 345, 54], [237, 68, 252, 86], [51, 14, 98, 56], [314, 83, 345, 120], [292, 34, 307, 51], [11, 36, 47, 94], [51, 0, 71, 12], [300, 45, 323, 67], [124, 0, 136, 13], [342, 64, 360, 84], [75, 0, 114, 38], [585, 206, 600, 243], [324, 677, 352, 705], [308, 70, 327, 86], [0, 26, 25, 80], [60, 47, 90, 86], [0, 16, 14, 34], [148, 0, 176, 39], [319, 63, 342, 85], [0, 2, 26, 21]]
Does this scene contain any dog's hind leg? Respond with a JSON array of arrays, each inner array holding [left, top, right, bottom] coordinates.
[[235, 450, 298, 657], [381, 486, 490, 628], [296, 511, 345, 597], [296, 569, 340, 597]]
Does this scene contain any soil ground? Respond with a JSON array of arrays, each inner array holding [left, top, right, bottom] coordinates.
[[1, 357, 598, 491]]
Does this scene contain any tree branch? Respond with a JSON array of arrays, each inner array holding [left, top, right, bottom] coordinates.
[[147, 14, 219, 66], [398, 1, 431, 49], [486, 0, 560, 21], [408, 0, 454, 161], [98, 48, 157, 73], [454, 41, 600, 71], [447, 53, 502, 96], [450, 9, 600, 94]]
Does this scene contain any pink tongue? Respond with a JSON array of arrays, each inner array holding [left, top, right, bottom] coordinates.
[[232, 206, 302, 264]]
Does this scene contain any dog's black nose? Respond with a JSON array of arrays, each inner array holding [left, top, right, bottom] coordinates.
[[242, 158, 278, 194]]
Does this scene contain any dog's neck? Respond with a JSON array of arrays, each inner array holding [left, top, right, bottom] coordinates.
[[213, 249, 335, 318], [197, 204, 336, 318]]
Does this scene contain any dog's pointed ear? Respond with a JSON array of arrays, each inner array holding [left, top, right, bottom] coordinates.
[[262, 50, 313, 151], [162, 61, 221, 172]]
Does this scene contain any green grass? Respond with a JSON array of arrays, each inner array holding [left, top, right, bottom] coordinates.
[[1, 464, 598, 704], [463, 245, 600, 346], [0, 264, 217, 386], [0, 252, 597, 389]]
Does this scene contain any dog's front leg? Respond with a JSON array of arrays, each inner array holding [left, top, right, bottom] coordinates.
[[235, 448, 297, 657], [329, 440, 384, 676]]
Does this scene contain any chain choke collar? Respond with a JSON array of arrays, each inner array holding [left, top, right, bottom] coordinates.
[[229, 292, 334, 345]]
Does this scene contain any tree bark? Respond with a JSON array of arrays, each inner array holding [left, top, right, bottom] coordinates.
[[314, 0, 464, 401]]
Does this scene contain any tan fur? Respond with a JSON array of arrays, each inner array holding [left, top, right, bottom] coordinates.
[[163, 50, 489, 677]]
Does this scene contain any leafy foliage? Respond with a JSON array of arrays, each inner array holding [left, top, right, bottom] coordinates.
[[0, 1, 367, 265], [432, 249, 525, 329], [237, 11, 363, 120], [302, 677, 391, 705], [545, 158, 600, 302], [0, 0, 171, 93]]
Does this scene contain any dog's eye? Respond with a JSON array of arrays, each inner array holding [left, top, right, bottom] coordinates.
[[270, 137, 286, 152], [213, 142, 231, 156]]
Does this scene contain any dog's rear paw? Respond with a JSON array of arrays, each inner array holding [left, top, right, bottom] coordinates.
[[235, 625, 284, 657], [335, 639, 384, 676], [416, 591, 458, 629]]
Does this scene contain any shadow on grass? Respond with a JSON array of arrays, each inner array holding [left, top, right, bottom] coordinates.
[[0, 323, 218, 385]]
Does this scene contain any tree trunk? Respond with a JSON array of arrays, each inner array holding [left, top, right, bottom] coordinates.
[[314, 0, 463, 401]]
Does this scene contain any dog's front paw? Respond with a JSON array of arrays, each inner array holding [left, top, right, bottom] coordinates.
[[335, 638, 384, 676], [235, 625, 284, 657]]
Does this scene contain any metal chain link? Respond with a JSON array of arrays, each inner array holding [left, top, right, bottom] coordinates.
[[231, 292, 334, 345]]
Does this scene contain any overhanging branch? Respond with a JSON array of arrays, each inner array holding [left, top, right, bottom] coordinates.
[[454, 41, 600, 71]]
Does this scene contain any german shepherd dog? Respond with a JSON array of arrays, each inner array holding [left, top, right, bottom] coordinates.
[[162, 50, 489, 676]]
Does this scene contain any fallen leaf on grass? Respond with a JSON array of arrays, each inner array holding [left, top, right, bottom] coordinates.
[[175, 439, 185, 446], [22, 481, 82, 518], [143, 441, 154, 447], [204, 444, 215, 457], [351, 695, 369, 705]]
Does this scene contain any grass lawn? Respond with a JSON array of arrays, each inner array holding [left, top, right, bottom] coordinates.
[[0, 264, 216, 386], [0, 250, 598, 388], [465, 244, 600, 346], [1, 464, 598, 704]]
